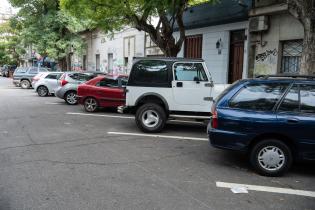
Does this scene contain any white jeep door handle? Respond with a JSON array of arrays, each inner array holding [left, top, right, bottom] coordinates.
[[205, 82, 213, 87]]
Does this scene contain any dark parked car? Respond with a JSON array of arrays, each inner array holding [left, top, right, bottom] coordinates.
[[208, 75, 315, 176], [1, 66, 9, 77], [1, 65, 16, 77], [77, 75, 128, 112], [13, 67, 50, 89]]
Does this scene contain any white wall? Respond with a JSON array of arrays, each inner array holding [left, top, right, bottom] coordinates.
[[253, 14, 304, 75], [81, 28, 145, 73], [175, 21, 249, 84]]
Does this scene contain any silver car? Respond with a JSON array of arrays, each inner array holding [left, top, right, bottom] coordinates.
[[55, 71, 105, 105], [34, 72, 63, 97]]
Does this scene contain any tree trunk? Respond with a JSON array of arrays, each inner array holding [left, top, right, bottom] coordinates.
[[300, 20, 315, 75], [131, 1, 187, 58], [66, 54, 71, 71], [162, 40, 181, 57], [59, 57, 67, 71]]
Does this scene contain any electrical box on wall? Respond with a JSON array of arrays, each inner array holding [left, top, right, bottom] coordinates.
[[249, 16, 269, 32]]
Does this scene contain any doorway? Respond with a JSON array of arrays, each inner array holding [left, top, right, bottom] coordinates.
[[96, 54, 100, 71], [228, 30, 245, 83], [108, 53, 113, 73]]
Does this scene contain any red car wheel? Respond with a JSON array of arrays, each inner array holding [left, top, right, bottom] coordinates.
[[84, 97, 98, 112]]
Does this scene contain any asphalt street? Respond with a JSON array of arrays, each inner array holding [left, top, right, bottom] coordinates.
[[0, 77, 314, 210]]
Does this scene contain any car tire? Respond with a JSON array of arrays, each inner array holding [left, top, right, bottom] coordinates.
[[37, 86, 48, 97], [250, 139, 292, 177], [64, 91, 78, 105], [20, 80, 31, 89], [135, 103, 167, 133], [84, 97, 98, 112]]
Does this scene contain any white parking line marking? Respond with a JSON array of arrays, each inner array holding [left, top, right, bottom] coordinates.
[[108, 132, 208, 141], [67, 112, 206, 124], [216, 181, 315, 198], [66, 112, 134, 119], [45, 102, 62, 105]]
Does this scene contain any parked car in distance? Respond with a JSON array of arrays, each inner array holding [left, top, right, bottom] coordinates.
[[0, 66, 9, 77], [55, 71, 106, 105], [77, 75, 128, 112], [1, 65, 16, 77], [208, 75, 315, 177], [34, 72, 63, 97], [13, 67, 50, 89], [124, 57, 229, 133], [32, 72, 48, 87]]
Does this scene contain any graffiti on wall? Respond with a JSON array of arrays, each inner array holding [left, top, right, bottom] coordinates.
[[255, 49, 277, 62], [254, 48, 278, 76]]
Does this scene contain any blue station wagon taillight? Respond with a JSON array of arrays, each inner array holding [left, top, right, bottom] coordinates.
[[211, 104, 218, 129]]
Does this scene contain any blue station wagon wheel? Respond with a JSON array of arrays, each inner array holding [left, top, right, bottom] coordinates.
[[250, 139, 293, 177]]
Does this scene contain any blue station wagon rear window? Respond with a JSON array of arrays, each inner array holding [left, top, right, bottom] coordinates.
[[229, 83, 289, 111], [300, 84, 315, 114]]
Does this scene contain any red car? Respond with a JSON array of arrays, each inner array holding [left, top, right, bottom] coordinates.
[[77, 75, 128, 112]]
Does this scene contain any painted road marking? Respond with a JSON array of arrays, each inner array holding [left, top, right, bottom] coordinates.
[[45, 102, 63, 105], [216, 181, 315, 198], [67, 112, 206, 125], [108, 131, 208, 141], [67, 112, 134, 119]]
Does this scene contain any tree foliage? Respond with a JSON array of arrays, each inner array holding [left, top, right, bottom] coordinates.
[[0, 21, 25, 65], [9, 0, 89, 69], [61, 0, 214, 56]]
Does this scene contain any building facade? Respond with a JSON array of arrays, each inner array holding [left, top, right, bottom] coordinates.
[[175, 0, 252, 84], [248, 0, 305, 76], [175, 21, 249, 84], [73, 28, 146, 74], [75, 1, 252, 84]]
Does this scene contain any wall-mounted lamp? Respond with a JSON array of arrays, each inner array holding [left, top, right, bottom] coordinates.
[[216, 38, 223, 55]]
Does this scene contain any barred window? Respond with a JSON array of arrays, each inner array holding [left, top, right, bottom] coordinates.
[[281, 40, 303, 74]]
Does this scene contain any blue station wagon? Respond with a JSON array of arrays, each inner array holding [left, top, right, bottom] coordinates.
[[208, 75, 315, 176]]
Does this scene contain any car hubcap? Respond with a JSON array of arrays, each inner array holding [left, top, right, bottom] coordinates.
[[142, 110, 159, 128], [38, 87, 47, 96], [85, 99, 97, 111], [67, 93, 77, 104], [22, 81, 28, 88], [258, 146, 285, 171]]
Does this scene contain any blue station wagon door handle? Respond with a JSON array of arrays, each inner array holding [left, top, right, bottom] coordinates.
[[287, 118, 299, 124]]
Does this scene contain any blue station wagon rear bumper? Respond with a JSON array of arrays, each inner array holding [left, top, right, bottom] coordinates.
[[207, 123, 254, 152]]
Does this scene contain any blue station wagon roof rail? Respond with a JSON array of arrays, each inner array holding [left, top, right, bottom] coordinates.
[[256, 74, 315, 80]]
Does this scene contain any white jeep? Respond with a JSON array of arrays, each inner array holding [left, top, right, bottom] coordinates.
[[123, 58, 229, 132]]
